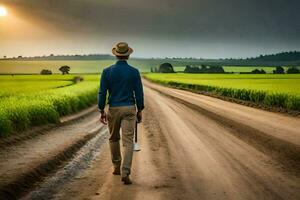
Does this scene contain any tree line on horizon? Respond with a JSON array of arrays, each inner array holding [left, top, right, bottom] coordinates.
[[152, 63, 300, 74], [151, 63, 226, 74], [2, 51, 300, 63], [2, 54, 114, 61], [253, 51, 300, 62]]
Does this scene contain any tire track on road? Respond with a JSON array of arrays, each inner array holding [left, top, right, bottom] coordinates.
[[0, 110, 104, 199]]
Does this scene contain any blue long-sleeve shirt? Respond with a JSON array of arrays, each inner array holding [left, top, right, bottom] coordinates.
[[98, 60, 144, 111]]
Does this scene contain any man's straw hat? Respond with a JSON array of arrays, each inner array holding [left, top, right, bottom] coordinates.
[[112, 42, 133, 56]]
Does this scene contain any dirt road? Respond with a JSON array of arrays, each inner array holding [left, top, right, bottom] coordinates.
[[1, 80, 299, 199], [47, 80, 299, 200]]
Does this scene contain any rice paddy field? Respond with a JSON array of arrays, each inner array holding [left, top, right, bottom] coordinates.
[[0, 59, 299, 137], [0, 60, 292, 74], [0, 60, 158, 74], [144, 73, 300, 111], [0, 75, 100, 137]]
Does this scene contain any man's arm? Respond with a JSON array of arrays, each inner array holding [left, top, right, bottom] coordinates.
[[98, 70, 108, 112], [134, 71, 144, 116]]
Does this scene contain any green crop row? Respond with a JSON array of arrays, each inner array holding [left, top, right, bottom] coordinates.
[[0, 81, 99, 137], [145, 77, 300, 112]]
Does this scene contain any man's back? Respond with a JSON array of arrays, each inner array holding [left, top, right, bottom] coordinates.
[[98, 60, 144, 111]]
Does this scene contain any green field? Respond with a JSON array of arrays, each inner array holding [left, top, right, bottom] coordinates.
[[223, 66, 290, 73], [1, 63, 299, 137], [0, 75, 100, 137], [144, 73, 300, 111], [0, 60, 161, 74], [0, 59, 291, 74], [0, 75, 76, 97]]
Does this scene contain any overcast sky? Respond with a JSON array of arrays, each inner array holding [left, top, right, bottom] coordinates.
[[0, 0, 299, 58]]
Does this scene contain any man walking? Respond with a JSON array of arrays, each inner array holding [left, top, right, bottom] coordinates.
[[98, 42, 144, 185]]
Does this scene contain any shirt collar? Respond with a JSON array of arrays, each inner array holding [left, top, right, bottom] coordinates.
[[116, 60, 128, 65]]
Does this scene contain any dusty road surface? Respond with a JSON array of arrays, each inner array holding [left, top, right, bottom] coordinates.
[[48, 80, 300, 200], [1, 80, 299, 200]]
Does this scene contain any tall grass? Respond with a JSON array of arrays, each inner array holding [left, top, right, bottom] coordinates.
[[144, 74, 300, 112], [0, 79, 99, 137]]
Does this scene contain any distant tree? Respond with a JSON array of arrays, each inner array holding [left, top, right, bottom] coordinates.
[[184, 65, 191, 73], [201, 64, 208, 70], [158, 63, 175, 73], [59, 65, 70, 75], [3, 56, 6, 59], [260, 69, 266, 74], [273, 66, 285, 74], [184, 65, 225, 73], [184, 65, 201, 73], [18, 55, 22, 59], [201, 65, 209, 72], [251, 69, 266, 74], [209, 66, 225, 73], [40, 69, 52, 75], [150, 67, 154, 73], [286, 67, 300, 74]]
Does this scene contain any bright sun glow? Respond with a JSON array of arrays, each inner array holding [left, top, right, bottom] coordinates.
[[0, 6, 7, 17]]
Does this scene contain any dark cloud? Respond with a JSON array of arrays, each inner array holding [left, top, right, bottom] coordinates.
[[1, 0, 300, 58]]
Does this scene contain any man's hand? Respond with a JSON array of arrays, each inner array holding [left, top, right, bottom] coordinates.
[[137, 111, 142, 123], [100, 111, 108, 125]]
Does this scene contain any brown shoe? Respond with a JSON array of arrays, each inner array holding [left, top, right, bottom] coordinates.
[[121, 175, 132, 185], [113, 168, 121, 175]]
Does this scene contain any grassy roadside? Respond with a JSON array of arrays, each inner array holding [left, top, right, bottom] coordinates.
[[0, 75, 100, 137], [143, 73, 300, 112]]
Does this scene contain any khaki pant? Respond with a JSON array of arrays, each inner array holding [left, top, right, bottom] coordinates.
[[107, 105, 136, 177]]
